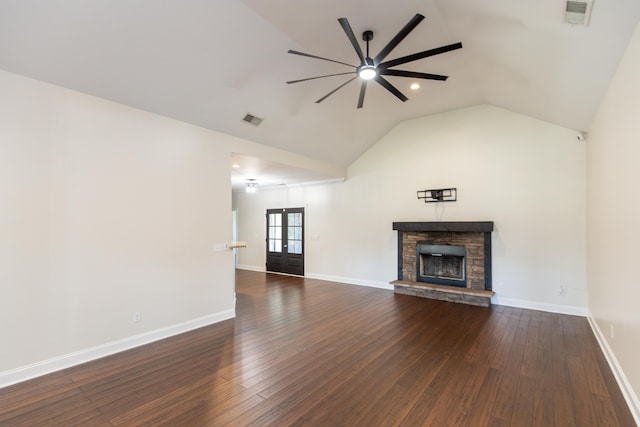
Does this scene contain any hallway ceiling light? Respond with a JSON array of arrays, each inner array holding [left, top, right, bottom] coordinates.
[[246, 179, 258, 193]]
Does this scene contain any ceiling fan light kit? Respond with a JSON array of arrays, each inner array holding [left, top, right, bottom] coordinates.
[[358, 66, 377, 80], [287, 13, 462, 108]]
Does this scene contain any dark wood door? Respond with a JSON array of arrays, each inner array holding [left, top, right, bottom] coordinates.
[[266, 208, 304, 276]]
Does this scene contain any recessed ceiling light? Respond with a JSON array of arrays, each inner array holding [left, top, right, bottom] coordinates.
[[232, 164, 240, 168], [410, 83, 420, 90]]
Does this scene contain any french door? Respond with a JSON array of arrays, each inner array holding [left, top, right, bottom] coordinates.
[[266, 208, 304, 276]]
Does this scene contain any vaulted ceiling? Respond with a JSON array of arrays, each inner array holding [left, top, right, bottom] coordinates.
[[1, 0, 639, 172]]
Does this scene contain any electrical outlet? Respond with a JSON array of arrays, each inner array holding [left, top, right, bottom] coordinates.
[[133, 312, 141, 323], [557, 286, 565, 296]]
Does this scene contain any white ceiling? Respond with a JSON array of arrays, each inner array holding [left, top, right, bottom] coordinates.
[[1, 0, 639, 185], [230, 153, 343, 192]]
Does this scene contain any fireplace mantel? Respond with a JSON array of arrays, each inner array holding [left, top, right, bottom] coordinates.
[[393, 221, 494, 233]]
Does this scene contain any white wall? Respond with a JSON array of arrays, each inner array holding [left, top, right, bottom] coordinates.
[[0, 70, 239, 383], [234, 104, 588, 314], [587, 22, 640, 420]]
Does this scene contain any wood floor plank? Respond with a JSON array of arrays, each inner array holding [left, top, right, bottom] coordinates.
[[513, 309, 531, 348], [387, 352, 451, 426], [465, 367, 504, 426], [0, 382, 85, 424], [414, 360, 477, 426], [599, 359, 638, 427], [491, 343, 525, 422], [550, 330, 572, 388], [568, 353, 603, 426], [0, 270, 634, 426], [0, 371, 76, 416], [531, 378, 556, 426], [553, 385, 577, 427], [511, 375, 536, 426]]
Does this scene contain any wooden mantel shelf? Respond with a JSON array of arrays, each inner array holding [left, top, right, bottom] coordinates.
[[392, 221, 494, 233]]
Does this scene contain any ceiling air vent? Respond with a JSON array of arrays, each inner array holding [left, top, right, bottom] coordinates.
[[564, 0, 593, 26], [242, 113, 263, 127]]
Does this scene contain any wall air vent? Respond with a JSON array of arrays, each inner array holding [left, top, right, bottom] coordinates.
[[564, 0, 593, 26], [242, 113, 263, 126]]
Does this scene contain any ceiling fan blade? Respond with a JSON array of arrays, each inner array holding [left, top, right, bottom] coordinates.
[[379, 42, 463, 69], [374, 75, 408, 102], [357, 80, 368, 109], [379, 69, 448, 81], [287, 50, 356, 68], [287, 72, 355, 84], [315, 76, 358, 104], [373, 14, 424, 65], [338, 18, 366, 64]]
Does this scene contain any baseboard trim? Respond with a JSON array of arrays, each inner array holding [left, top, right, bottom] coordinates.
[[0, 309, 235, 389], [587, 313, 640, 425], [491, 296, 587, 316], [236, 264, 266, 272], [304, 273, 394, 291]]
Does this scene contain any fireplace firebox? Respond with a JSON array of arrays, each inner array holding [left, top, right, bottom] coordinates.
[[417, 243, 466, 287]]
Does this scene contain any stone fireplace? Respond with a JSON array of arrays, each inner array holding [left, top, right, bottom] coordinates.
[[391, 221, 494, 307]]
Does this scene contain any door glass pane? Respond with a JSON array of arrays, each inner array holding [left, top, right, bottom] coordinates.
[[290, 240, 302, 254], [269, 227, 278, 239], [289, 227, 300, 240], [268, 213, 282, 253], [288, 213, 301, 228], [270, 234, 282, 253], [287, 213, 302, 254]]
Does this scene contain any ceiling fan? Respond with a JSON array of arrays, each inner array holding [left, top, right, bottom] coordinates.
[[287, 13, 462, 109]]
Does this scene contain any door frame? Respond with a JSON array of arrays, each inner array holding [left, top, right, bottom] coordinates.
[[265, 207, 305, 276]]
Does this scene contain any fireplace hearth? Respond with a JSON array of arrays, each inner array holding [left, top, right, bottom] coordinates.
[[391, 221, 494, 307]]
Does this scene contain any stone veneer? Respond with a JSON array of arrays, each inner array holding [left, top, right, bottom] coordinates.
[[402, 231, 486, 289], [392, 222, 494, 307]]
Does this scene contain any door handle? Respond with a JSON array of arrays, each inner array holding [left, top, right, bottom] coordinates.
[[283, 244, 288, 248]]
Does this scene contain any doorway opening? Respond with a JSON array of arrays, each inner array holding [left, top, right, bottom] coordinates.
[[266, 207, 304, 276]]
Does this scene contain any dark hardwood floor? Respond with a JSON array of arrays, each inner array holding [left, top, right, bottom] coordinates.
[[0, 270, 635, 426]]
